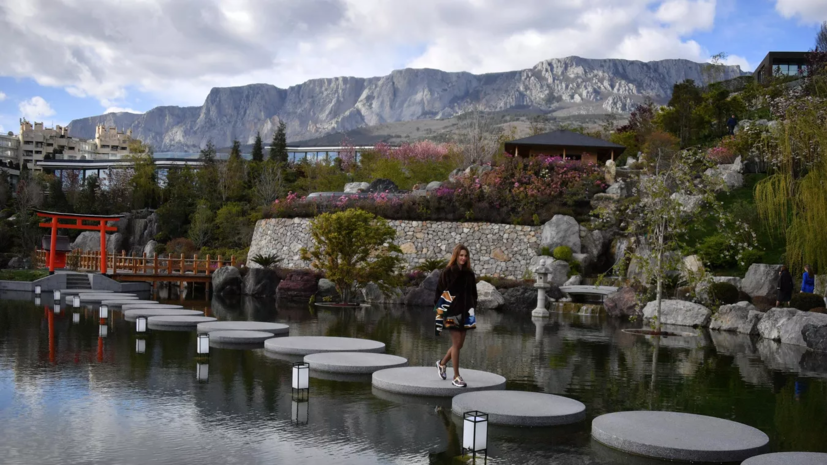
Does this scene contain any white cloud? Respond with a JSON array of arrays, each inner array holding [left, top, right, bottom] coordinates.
[[104, 106, 143, 114], [721, 54, 751, 72], [18, 96, 55, 120], [0, 0, 730, 108], [0, 91, 6, 101], [775, 0, 827, 23]]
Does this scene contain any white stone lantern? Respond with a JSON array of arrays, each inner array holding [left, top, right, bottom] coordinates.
[[72, 295, 80, 308], [462, 411, 488, 459], [35, 285, 41, 296], [99, 305, 109, 320], [53, 290, 61, 301], [54, 304, 61, 314], [72, 313, 80, 324], [197, 334, 210, 355], [531, 257, 554, 317], [136, 316, 147, 334], [292, 362, 310, 400]]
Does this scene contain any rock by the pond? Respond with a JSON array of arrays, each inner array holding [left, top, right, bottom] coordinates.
[[580, 227, 607, 259], [742, 264, 782, 300], [541, 215, 581, 253], [643, 300, 712, 327], [803, 323, 827, 353], [501, 287, 539, 314], [604, 287, 639, 318], [212, 266, 242, 296], [143, 240, 158, 258], [243, 267, 279, 297], [778, 311, 827, 347], [563, 275, 582, 286], [404, 269, 441, 307], [709, 302, 762, 334], [476, 281, 504, 310], [344, 182, 370, 193], [361, 282, 404, 305], [276, 271, 318, 302], [315, 278, 340, 300], [757, 308, 801, 341]]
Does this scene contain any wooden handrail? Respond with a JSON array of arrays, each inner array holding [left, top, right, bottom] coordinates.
[[45, 250, 238, 276]]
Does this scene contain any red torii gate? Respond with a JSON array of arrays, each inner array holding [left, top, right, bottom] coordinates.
[[36, 210, 124, 274]]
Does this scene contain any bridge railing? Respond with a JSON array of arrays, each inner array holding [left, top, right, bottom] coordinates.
[[35, 250, 237, 276]]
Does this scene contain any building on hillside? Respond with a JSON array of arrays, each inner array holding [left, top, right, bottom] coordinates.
[[503, 130, 625, 164], [0, 120, 142, 173], [754, 52, 809, 85]]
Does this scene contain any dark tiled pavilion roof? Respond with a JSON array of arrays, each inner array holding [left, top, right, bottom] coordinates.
[[507, 130, 625, 149]]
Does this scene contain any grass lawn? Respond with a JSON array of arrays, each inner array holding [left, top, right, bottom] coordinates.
[[0, 269, 50, 282], [683, 173, 786, 276]]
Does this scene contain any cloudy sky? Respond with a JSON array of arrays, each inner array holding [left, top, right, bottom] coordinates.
[[0, 0, 823, 132]]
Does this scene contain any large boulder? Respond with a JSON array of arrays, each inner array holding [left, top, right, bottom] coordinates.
[[815, 275, 827, 296], [425, 181, 443, 191], [605, 180, 627, 197], [541, 215, 581, 253], [404, 269, 441, 307], [367, 178, 399, 193], [757, 308, 800, 341], [315, 278, 340, 300], [709, 302, 762, 334], [476, 281, 505, 310], [106, 232, 126, 254], [642, 300, 712, 327], [580, 227, 607, 259], [501, 287, 539, 314], [604, 287, 639, 318], [143, 240, 158, 258], [803, 323, 827, 353], [71, 231, 102, 251], [212, 266, 242, 296], [670, 193, 703, 214], [276, 271, 318, 302], [779, 311, 827, 347], [243, 268, 280, 297], [344, 182, 370, 193], [741, 264, 782, 300], [362, 282, 404, 305]]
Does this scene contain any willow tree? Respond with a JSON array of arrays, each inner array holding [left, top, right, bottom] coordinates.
[[755, 97, 827, 273]]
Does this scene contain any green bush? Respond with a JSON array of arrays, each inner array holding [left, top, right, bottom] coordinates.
[[710, 282, 740, 304], [790, 293, 826, 312], [698, 234, 735, 269], [0, 269, 49, 282], [539, 246, 552, 257], [738, 249, 764, 272], [552, 246, 573, 261], [415, 258, 448, 273], [250, 253, 282, 269]]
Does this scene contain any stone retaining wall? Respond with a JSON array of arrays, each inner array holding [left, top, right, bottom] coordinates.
[[248, 218, 543, 278]]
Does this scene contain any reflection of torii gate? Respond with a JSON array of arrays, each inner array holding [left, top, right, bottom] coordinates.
[[36, 209, 123, 274]]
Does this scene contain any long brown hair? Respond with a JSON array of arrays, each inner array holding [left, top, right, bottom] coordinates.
[[447, 244, 473, 272]]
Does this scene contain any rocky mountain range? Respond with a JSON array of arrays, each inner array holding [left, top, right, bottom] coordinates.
[[68, 56, 744, 152]]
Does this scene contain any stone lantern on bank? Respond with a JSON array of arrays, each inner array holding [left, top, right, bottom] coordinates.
[[532, 257, 555, 317]]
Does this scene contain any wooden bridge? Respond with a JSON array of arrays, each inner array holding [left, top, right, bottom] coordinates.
[[36, 250, 238, 289]]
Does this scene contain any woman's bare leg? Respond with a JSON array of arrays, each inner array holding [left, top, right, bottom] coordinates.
[[441, 330, 463, 376]]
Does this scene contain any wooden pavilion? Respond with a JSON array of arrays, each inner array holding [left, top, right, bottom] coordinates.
[[503, 130, 625, 164]]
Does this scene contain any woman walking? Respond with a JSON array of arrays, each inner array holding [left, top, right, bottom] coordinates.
[[801, 265, 815, 294], [434, 244, 477, 387], [777, 265, 794, 307]]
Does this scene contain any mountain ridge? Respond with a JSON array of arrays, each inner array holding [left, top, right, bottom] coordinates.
[[67, 56, 745, 151]]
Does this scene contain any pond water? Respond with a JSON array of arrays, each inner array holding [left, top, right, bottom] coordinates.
[[0, 293, 826, 465]]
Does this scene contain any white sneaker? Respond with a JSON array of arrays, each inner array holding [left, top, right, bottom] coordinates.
[[436, 361, 447, 380], [452, 376, 467, 387]]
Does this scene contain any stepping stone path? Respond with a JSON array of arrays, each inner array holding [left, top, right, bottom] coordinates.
[[452, 391, 586, 427], [60, 289, 114, 295], [147, 315, 217, 330], [207, 330, 274, 345], [121, 304, 184, 310], [102, 300, 158, 306], [743, 452, 827, 465], [304, 352, 408, 374], [372, 367, 506, 397], [591, 411, 769, 463], [197, 321, 289, 335], [124, 309, 204, 321], [67, 294, 138, 303], [263, 336, 385, 356]]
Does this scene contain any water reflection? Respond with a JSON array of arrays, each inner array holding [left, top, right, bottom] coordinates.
[[0, 296, 826, 464]]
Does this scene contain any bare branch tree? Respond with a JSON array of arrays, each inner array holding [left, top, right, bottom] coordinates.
[[15, 175, 45, 252], [458, 104, 501, 165], [817, 21, 827, 52], [254, 161, 285, 206]]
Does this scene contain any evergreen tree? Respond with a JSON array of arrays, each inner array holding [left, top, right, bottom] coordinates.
[[251, 132, 264, 162], [230, 140, 242, 160], [199, 140, 217, 164], [269, 120, 288, 163]]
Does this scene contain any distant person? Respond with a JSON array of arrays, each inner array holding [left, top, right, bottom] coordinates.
[[434, 244, 478, 388], [777, 265, 794, 307], [727, 115, 738, 136], [801, 265, 815, 293]]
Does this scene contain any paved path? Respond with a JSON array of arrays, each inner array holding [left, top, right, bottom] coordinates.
[[452, 391, 585, 426], [372, 367, 506, 397], [591, 411, 769, 462]]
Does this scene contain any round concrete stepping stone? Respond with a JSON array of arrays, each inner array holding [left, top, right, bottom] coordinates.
[[147, 315, 217, 330], [591, 411, 769, 463], [60, 289, 114, 295], [102, 299, 157, 306], [372, 367, 506, 397], [263, 336, 385, 356], [121, 303, 184, 310], [207, 330, 273, 345], [124, 309, 204, 321], [197, 321, 289, 335], [452, 391, 585, 427], [68, 294, 138, 303], [304, 352, 408, 374], [743, 452, 827, 465]]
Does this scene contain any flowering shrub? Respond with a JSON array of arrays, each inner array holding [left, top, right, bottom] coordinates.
[[358, 142, 461, 190], [707, 144, 736, 164]]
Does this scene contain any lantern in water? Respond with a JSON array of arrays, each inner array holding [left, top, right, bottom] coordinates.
[[73, 313, 80, 324], [99, 305, 109, 320], [136, 338, 146, 354], [54, 305, 61, 314], [53, 290, 61, 301], [196, 363, 209, 382], [99, 324, 108, 338], [462, 411, 488, 459], [35, 297, 41, 306], [136, 316, 147, 333], [197, 334, 209, 355], [291, 399, 309, 426], [72, 295, 80, 308], [292, 361, 310, 400]]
